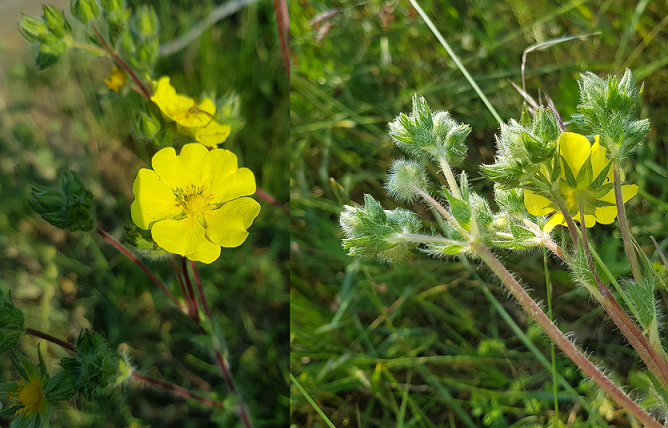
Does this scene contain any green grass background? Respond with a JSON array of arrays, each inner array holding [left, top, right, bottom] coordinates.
[[291, 0, 668, 426], [0, 0, 288, 427]]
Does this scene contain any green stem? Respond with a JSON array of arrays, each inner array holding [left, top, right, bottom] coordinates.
[[472, 242, 662, 428], [543, 249, 559, 421], [399, 233, 466, 246], [413, 186, 471, 240], [132, 371, 224, 408], [439, 158, 462, 199], [612, 160, 642, 283], [69, 40, 110, 57]]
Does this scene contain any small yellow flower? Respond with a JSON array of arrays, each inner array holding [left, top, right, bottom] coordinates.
[[130, 143, 260, 263], [7, 376, 47, 417], [104, 65, 127, 92], [150, 77, 231, 148], [524, 132, 638, 231]]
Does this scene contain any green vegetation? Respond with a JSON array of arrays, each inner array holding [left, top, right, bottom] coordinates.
[[291, 1, 668, 426], [1, 0, 288, 426]]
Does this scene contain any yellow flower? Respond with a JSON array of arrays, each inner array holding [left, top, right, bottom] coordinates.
[[7, 376, 47, 417], [524, 132, 638, 232], [130, 143, 260, 263], [150, 77, 231, 148], [104, 65, 127, 92]]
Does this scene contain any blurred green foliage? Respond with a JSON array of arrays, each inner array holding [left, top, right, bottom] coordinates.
[[291, 0, 668, 426], [1, 0, 288, 426]]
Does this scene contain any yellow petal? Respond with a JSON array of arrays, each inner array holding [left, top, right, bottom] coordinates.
[[196, 121, 231, 148], [589, 136, 609, 179], [204, 198, 261, 247], [559, 132, 591, 177], [197, 98, 216, 116], [202, 149, 256, 203], [151, 216, 206, 257], [185, 238, 221, 264], [152, 144, 210, 189], [594, 205, 617, 224], [151, 77, 178, 120], [130, 169, 182, 229], [524, 190, 555, 216], [544, 213, 566, 232], [583, 214, 596, 228]]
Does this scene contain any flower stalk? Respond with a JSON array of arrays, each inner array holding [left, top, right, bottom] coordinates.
[[613, 160, 642, 283]]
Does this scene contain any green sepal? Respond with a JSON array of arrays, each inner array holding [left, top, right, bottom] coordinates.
[[561, 155, 577, 188], [18, 14, 49, 43], [589, 160, 612, 189], [35, 34, 68, 70], [444, 187, 471, 230], [43, 369, 77, 402], [42, 5, 70, 38], [576, 156, 593, 187], [0, 289, 25, 355], [71, 0, 101, 24]]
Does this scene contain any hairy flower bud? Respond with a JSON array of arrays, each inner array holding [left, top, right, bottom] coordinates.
[[385, 159, 429, 204], [71, 0, 101, 24], [389, 95, 470, 165], [42, 5, 70, 38], [134, 111, 161, 140], [340, 194, 422, 263], [132, 5, 159, 39], [18, 13, 49, 43], [30, 170, 96, 232], [35, 33, 68, 70]]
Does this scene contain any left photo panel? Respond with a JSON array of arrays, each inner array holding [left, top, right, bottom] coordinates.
[[0, 0, 289, 427]]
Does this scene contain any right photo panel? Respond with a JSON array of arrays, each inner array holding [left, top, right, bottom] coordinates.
[[291, 1, 668, 427]]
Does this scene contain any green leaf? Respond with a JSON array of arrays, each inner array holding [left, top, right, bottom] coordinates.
[[444, 188, 471, 230]]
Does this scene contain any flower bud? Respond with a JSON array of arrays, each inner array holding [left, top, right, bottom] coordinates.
[[133, 38, 159, 71], [43, 368, 78, 402], [0, 289, 24, 355], [340, 194, 422, 263], [389, 95, 470, 165], [101, 0, 124, 13], [134, 111, 161, 140], [18, 13, 49, 43], [30, 170, 96, 232], [58, 329, 118, 400], [35, 33, 68, 70], [385, 159, 429, 204], [132, 5, 159, 39], [42, 5, 70, 38], [71, 0, 100, 24]]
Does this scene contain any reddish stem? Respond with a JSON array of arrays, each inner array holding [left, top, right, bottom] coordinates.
[[25, 328, 76, 352], [96, 227, 185, 310], [255, 188, 289, 216], [90, 25, 152, 100], [181, 256, 200, 320], [272, 0, 290, 81], [189, 261, 252, 428], [170, 257, 195, 319], [131, 371, 224, 408]]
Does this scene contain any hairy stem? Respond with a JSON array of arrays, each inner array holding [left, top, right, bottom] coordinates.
[[181, 256, 200, 320], [189, 261, 253, 428], [69, 40, 109, 57], [413, 186, 471, 240], [550, 191, 579, 246], [131, 371, 224, 408], [439, 158, 462, 199], [473, 243, 662, 428], [25, 328, 76, 352], [96, 227, 185, 310], [613, 160, 642, 283], [255, 188, 289, 216]]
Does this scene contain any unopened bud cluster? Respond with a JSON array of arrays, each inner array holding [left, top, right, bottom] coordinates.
[[30, 170, 95, 232]]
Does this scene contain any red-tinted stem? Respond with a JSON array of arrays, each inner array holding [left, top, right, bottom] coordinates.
[[25, 328, 76, 353], [189, 261, 252, 428], [96, 227, 185, 310], [131, 371, 224, 408], [90, 26, 152, 100], [613, 160, 642, 283], [255, 188, 289, 216], [272, 0, 290, 81], [170, 257, 195, 319], [181, 256, 200, 319]]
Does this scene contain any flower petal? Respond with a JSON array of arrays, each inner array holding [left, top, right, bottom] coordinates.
[[594, 184, 638, 225], [204, 198, 261, 247], [151, 77, 178, 121], [197, 98, 216, 116], [559, 132, 591, 177], [130, 169, 182, 229], [152, 144, 210, 189], [185, 238, 221, 264], [152, 216, 206, 257], [589, 136, 609, 179], [524, 190, 555, 216], [202, 149, 256, 203], [196, 121, 231, 148], [543, 212, 566, 232]]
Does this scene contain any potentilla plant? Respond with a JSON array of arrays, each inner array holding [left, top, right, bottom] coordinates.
[[340, 70, 668, 426], [1, 2, 286, 428]]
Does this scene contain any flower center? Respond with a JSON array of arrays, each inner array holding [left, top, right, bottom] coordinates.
[[9, 378, 45, 416], [174, 184, 214, 216]]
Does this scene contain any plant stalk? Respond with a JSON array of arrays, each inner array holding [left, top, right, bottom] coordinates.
[[473, 242, 662, 428], [25, 328, 76, 353], [96, 227, 185, 310], [613, 160, 642, 283], [131, 371, 224, 408]]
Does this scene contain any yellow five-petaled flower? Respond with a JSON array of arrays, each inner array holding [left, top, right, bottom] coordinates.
[[7, 375, 47, 417], [524, 132, 638, 232], [131, 143, 261, 263], [151, 77, 231, 148]]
